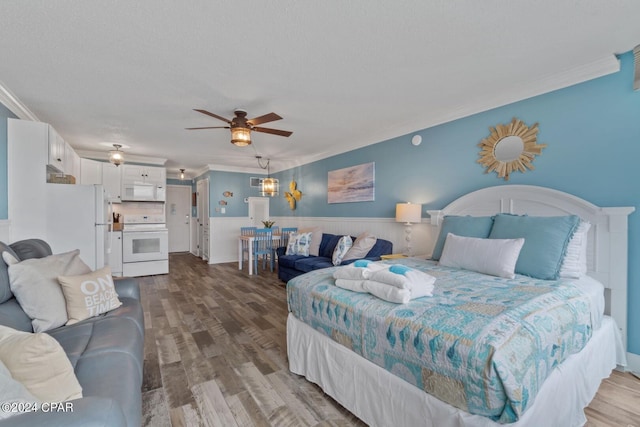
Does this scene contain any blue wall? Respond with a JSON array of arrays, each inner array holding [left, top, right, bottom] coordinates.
[[0, 104, 17, 219], [194, 170, 267, 218], [272, 51, 640, 355]]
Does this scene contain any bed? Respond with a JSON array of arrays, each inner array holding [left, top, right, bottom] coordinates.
[[286, 185, 634, 427]]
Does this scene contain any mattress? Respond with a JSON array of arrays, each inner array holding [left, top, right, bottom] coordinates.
[[286, 259, 600, 423]]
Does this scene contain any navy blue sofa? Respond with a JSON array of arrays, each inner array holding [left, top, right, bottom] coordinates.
[[276, 233, 393, 282]]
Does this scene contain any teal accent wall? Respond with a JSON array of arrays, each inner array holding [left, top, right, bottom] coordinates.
[[272, 51, 640, 355], [0, 105, 17, 219]]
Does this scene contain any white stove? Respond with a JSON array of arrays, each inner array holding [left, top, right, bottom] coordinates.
[[121, 214, 169, 276]]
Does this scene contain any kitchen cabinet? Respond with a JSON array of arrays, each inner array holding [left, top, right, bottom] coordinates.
[[80, 158, 103, 185], [109, 231, 123, 277], [102, 163, 122, 203], [8, 119, 49, 241], [121, 164, 166, 186], [64, 141, 81, 180], [47, 125, 66, 173]]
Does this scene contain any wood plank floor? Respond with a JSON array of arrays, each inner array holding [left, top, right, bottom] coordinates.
[[140, 253, 640, 426]]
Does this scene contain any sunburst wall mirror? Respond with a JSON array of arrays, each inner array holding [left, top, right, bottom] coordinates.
[[477, 117, 547, 180]]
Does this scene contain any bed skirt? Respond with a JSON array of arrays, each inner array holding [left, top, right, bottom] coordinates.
[[287, 313, 622, 427]]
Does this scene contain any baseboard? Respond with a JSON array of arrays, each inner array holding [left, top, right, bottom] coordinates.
[[627, 351, 640, 373]]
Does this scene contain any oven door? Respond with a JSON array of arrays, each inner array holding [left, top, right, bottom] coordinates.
[[122, 230, 168, 263]]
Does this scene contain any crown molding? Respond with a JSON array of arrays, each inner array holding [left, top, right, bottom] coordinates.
[[0, 80, 39, 121], [75, 149, 167, 166]]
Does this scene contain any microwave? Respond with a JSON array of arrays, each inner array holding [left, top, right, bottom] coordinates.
[[122, 183, 165, 202]]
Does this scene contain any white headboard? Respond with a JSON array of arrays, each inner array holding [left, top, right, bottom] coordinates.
[[427, 185, 635, 352]]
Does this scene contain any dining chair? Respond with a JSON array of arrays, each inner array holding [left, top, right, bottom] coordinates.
[[253, 228, 274, 273], [240, 226, 257, 266], [280, 227, 298, 250]]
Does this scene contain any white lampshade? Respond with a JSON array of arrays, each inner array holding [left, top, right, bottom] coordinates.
[[396, 203, 422, 224]]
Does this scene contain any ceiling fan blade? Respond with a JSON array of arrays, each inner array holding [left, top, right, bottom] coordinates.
[[253, 126, 293, 137], [185, 126, 230, 130], [247, 112, 282, 126], [193, 109, 232, 124]]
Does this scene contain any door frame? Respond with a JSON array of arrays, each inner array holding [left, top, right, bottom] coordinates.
[[196, 178, 210, 260]]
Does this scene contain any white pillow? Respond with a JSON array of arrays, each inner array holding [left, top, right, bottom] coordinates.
[[285, 232, 312, 256], [559, 221, 591, 279], [58, 266, 123, 325], [332, 236, 353, 266], [0, 325, 83, 402], [3, 249, 92, 332], [342, 231, 377, 261], [0, 360, 39, 420], [439, 233, 525, 279]]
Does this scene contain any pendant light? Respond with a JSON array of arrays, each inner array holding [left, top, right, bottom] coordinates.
[[256, 156, 279, 197], [109, 144, 124, 166]]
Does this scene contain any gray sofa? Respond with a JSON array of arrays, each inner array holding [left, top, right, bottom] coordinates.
[[0, 239, 144, 427]]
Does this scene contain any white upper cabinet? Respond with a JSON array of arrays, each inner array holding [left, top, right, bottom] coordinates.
[[121, 164, 166, 186], [80, 158, 103, 185], [47, 125, 65, 173], [64, 141, 81, 180], [102, 163, 122, 203]]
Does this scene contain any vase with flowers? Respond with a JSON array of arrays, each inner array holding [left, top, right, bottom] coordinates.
[[262, 220, 275, 228]]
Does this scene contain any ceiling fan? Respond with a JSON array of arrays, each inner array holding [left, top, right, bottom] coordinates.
[[186, 109, 293, 146]]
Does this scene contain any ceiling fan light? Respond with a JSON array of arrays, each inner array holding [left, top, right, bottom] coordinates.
[[109, 144, 124, 166], [261, 177, 279, 197], [231, 127, 251, 146]]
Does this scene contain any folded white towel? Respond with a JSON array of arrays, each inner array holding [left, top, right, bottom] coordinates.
[[368, 265, 436, 291], [364, 279, 435, 304], [333, 261, 387, 280], [335, 279, 369, 293], [363, 281, 412, 304]]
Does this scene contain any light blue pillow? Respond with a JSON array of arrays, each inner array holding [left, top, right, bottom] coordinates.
[[431, 216, 495, 260], [488, 214, 580, 280], [332, 236, 353, 266], [285, 232, 312, 256]]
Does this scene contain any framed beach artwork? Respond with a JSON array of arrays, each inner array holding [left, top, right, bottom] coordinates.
[[327, 162, 375, 203]]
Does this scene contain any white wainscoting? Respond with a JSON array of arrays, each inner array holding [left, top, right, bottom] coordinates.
[[0, 220, 10, 243], [208, 216, 436, 265]]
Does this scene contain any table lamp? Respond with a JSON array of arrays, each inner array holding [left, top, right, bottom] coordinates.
[[396, 202, 422, 256]]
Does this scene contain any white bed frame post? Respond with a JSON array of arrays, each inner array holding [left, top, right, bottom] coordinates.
[[427, 185, 634, 364], [602, 207, 635, 353]]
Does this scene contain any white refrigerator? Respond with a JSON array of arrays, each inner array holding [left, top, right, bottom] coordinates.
[[45, 184, 111, 270]]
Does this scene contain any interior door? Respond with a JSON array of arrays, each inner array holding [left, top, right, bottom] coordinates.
[[248, 197, 269, 227], [166, 185, 191, 252]]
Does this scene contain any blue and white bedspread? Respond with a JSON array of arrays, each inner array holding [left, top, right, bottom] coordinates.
[[286, 259, 594, 423]]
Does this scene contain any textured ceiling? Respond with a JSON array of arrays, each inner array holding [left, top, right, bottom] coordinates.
[[1, 1, 639, 176]]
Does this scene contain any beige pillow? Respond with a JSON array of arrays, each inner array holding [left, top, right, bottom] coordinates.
[[298, 227, 323, 256], [58, 266, 122, 325], [0, 325, 82, 402], [342, 231, 378, 261], [4, 250, 92, 332]]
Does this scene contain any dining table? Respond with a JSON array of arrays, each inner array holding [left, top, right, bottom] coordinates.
[[238, 232, 282, 275]]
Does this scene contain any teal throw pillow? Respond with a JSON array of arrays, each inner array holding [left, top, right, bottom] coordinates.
[[488, 214, 580, 280], [431, 216, 495, 260]]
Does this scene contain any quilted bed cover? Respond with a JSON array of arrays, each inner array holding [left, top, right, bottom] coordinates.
[[286, 259, 595, 423]]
